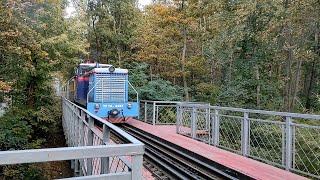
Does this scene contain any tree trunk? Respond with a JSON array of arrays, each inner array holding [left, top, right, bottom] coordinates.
[[289, 60, 302, 110], [117, 45, 121, 66], [181, 0, 189, 101], [282, 0, 294, 112], [255, 66, 260, 108], [305, 23, 319, 110], [284, 46, 293, 112], [210, 60, 215, 84], [305, 60, 315, 110], [182, 27, 189, 101], [306, 24, 320, 110], [92, 16, 101, 62]]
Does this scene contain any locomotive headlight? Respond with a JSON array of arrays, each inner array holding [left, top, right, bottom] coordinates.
[[94, 103, 100, 109], [109, 109, 119, 116], [109, 66, 115, 73], [112, 110, 119, 115], [127, 103, 132, 109]]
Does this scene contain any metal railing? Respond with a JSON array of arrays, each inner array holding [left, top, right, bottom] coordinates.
[[139, 100, 180, 125], [0, 98, 144, 179], [176, 103, 320, 179], [139, 100, 210, 125]]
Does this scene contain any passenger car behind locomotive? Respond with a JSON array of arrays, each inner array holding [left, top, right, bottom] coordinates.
[[68, 63, 139, 122]]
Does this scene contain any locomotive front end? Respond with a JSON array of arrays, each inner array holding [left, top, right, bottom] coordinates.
[[87, 66, 139, 122]]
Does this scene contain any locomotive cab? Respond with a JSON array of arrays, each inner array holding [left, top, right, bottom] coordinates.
[[73, 63, 139, 122]]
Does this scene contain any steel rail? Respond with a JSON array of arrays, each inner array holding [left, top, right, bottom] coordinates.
[[109, 132, 175, 179], [120, 124, 247, 180]]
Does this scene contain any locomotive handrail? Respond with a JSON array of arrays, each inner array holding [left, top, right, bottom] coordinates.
[[61, 76, 75, 98], [86, 79, 101, 104], [128, 81, 139, 103]]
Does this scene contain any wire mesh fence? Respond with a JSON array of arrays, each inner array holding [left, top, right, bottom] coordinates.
[[249, 119, 284, 166], [156, 104, 177, 124], [218, 115, 242, 153], [175, 103, 320, 178], [137, 100, 320, 178], [139, 101, 178, 125], [293, 124, 320, 178]]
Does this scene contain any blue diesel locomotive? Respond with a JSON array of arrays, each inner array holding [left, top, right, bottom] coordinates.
[[69, 63, 139, 122]]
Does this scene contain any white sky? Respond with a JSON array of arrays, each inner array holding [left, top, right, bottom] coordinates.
[[139, 0, 152, 7], [65, 0, 152, 17]]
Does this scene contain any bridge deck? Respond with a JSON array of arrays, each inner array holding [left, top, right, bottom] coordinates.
[[126, 119, 307, 180]]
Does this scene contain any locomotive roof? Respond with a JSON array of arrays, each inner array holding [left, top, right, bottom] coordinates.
[[91, 68, 128, 74], [79, 63, 111, 68]]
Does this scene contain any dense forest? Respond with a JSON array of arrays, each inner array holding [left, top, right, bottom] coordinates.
[[82, 0, 320, 113], [0, 0, 319, 178]]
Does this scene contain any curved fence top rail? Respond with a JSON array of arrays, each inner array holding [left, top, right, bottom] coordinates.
[[63, 97, 143, 145], [141, 100, 209, 105], [177, 102, 320, 120]]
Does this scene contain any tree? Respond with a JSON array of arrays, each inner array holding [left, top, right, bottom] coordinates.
[[86, 0, 139, 65]]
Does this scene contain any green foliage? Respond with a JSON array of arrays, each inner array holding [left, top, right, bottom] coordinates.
[[2, 164, 45, 180], [139, 79, 183, 101], [194, 83, 219, 104], [126, 62, 183, 101], [0, 112, 32, 150], [127, 62, 149, 87], [86, 0, 138, 65]]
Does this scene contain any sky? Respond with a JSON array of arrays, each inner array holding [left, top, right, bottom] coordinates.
[[65, 0, 152, 17], [139, 0, 152, 8]]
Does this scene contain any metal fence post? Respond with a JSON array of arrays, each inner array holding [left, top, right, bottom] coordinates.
[[79, 111, 85, 176], [70, 105, 76, 170], [87, 116, 94, 175], [206, 107, 210, 130], [72, 105, 76, 146], [292, 125, 296, 170], [281, 124, 286, 166], [152, 102, 156, 125], [191, 107, 196, 139], [131, 154, 143, 180], [101, 124, 110, 174], [212, 109, 220, 146], [144, 102, 147, 122], [285, 116, 293, 170], [156, 105, 159, 124], [74, 109, 81, 176], [241, 112, 250, 156], [206, 107, 211, 144], [176, 105, 181, 134]]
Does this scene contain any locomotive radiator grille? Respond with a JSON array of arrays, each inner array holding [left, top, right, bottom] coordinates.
[[95, 73, 127, 103]]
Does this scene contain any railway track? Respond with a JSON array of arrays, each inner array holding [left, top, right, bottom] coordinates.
[[115, 124, 249, 180]]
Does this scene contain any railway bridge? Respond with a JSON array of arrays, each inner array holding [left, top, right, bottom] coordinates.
[[0, 97, 319, 179]]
